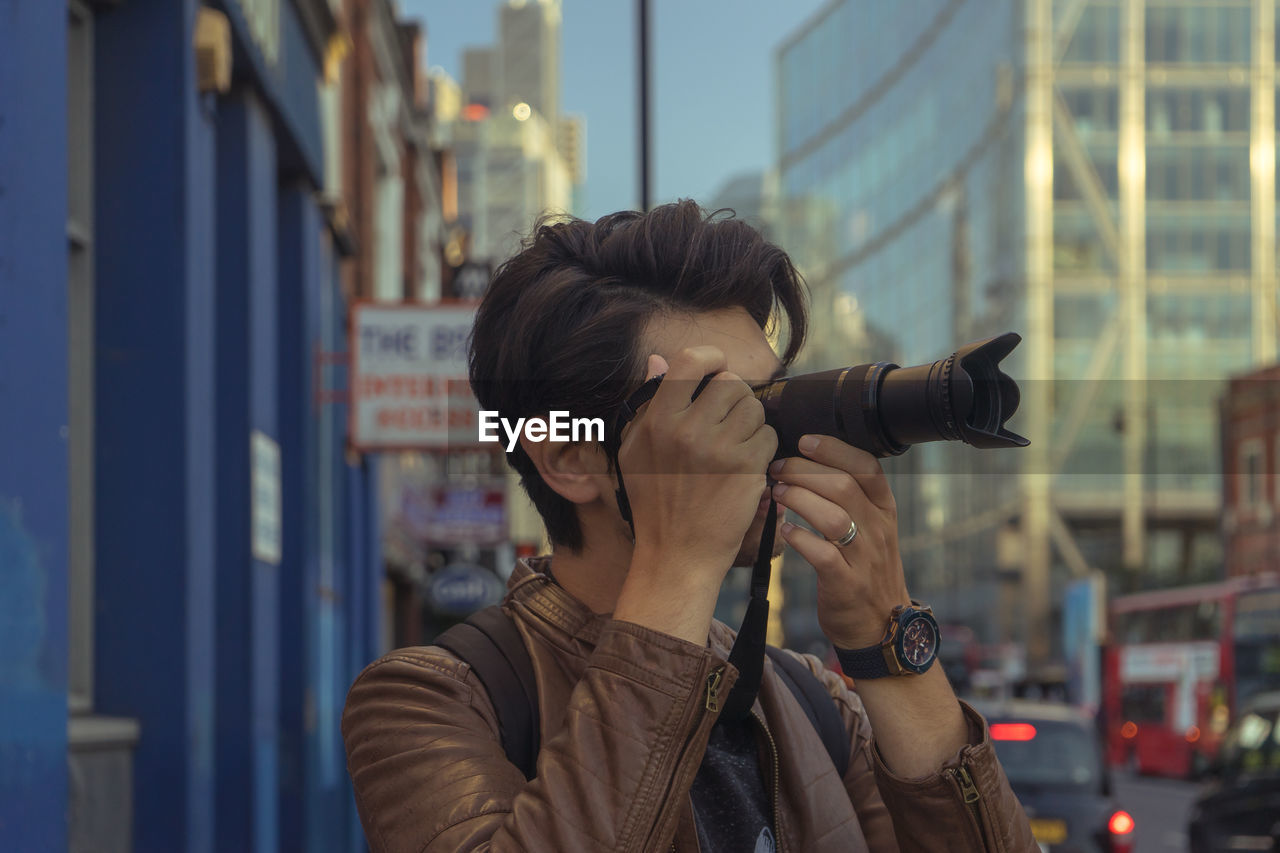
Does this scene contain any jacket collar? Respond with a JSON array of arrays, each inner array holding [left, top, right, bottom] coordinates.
[[504, 556, 609, 646], [504, 556, 737, 659]]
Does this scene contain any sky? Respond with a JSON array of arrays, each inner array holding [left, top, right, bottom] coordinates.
[[399, 0, 831, 222]]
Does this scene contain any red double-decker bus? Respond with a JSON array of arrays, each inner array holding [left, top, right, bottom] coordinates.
[[1102, 574, 1280, 779]]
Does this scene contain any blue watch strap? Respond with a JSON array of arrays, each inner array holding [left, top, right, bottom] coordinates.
[[834, 644, 892, 680]]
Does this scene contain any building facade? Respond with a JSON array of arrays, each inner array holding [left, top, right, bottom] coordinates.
[[0, 0, 429, 848], [499, 0, 561, 124], [449, 0, 581, 267], [1221, 363, 1280, 577], [452, 108, 575, 263], [775, 0, 1277, 663], [340, 0, 448, 304]]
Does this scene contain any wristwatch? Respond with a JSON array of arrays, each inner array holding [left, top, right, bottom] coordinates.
[[834, 603, 941, 679]]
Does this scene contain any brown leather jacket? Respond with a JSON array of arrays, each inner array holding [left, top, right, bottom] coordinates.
[[343, 558, 1038, 852]]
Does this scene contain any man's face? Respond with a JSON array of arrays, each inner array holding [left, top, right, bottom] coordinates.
[[641, 307, 788, 567]]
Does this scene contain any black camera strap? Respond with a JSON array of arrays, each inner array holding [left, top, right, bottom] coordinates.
[[606, 376, 775, 724], [603, 374, 663, 536], [719, 498, 776, 723]]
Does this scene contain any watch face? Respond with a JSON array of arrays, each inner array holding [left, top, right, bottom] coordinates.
[[899, 616, 938, 669]]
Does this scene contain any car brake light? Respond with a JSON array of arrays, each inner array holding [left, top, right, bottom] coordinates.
[[1185, 726, 1200, 743], [990, 723, 1037, 741], [1121, 721, 1137, 739], [1109, 810, 1135, 835]]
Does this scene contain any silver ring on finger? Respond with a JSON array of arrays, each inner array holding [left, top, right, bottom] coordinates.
[[829, 520, 858, 547]]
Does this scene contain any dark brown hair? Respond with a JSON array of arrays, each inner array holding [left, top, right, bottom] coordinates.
[[468, 199, 809, 549]]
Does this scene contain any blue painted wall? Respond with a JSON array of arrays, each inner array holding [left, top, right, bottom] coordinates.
[[212, 0, 325, 183], [92, 1, 218, 851], [277, 182, 315, 853], [318, 232, 375, 853], [0, 1, 383, 850], [276, 185, 375, 853], [0, 2, 71, 847], [215, 90, 281, 853]]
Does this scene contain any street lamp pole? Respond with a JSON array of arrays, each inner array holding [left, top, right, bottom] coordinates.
[[638, 0, 650, 211]]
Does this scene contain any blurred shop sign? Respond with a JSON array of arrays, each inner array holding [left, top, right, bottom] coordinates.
[[251, 430, 281, 565], [405, 485, 507, 545], [1121, 642, 1220, 682], [350, 303, 482, 449], [428, 563, 505, 615]]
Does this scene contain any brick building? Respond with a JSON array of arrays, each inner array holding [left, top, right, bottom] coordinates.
[[338, 0, 448, 303], [1221, 365, 1280, 578]]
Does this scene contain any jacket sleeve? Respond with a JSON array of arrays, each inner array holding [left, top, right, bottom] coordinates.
[[342, 619, 733, 853], [796, 653, 1039, 853]]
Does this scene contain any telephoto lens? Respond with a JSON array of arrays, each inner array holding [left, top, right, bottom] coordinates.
[[753, 332, 1029, 460]]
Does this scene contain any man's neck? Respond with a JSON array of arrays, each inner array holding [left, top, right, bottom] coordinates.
[[543, 509, 636, 616]]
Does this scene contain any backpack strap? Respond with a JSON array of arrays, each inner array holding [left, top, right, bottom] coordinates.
[[433, 605, 541, 780], [765, 645, 852, 777]]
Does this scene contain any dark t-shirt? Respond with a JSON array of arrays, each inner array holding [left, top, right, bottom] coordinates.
[[689, 717, 776, 853]]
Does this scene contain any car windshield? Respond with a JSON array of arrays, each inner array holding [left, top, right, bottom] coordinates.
[[1219, 708, 1280, 777], [988, 718, 1103, 791]]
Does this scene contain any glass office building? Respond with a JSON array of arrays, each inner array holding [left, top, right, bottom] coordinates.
[[775, 0, 1277, 661]]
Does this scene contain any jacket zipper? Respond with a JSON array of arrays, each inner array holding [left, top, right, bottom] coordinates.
[[655, 664, 726, 853], [751, 709, 785, 853], [947, 762, 987, 850], [705, 668, 724, 712]]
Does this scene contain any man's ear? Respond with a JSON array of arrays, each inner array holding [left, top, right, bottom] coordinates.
[[520, 435, 607, 505]]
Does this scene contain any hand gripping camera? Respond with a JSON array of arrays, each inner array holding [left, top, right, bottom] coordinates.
[[609, 331, 1028, 468]]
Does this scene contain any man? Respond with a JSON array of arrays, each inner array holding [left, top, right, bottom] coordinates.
[[343, 201, 1037, 852]]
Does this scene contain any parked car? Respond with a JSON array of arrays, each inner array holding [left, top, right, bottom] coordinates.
[[976, 700, 1134, 853], [1188, 691, 1280, 853]]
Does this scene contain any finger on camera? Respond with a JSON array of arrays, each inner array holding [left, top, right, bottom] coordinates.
[[624, 353, 670, 427], [645, 353, 669, 380], [684, 369, 752, 422], [788, 436, 895, 509], [744, 422, 778, 465], [650, 346, 728, 415], [719, 390, 766, 439], [769, 459, 880, 520], [618, 355, 671, 448], [770, 483, 860, 543]]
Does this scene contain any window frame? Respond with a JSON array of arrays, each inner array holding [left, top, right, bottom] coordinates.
[[1238, 437, 1265, 511]]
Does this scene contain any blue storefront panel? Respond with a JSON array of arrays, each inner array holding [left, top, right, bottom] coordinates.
[[215, 88, 282, 853], [92, 1, 220, 851], [0, 7, 71, 850], [1, 0, 382, 848]]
